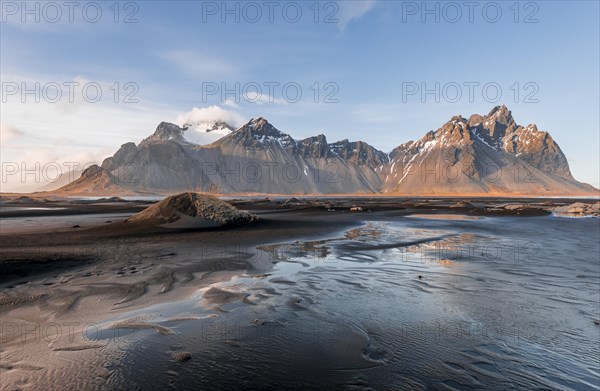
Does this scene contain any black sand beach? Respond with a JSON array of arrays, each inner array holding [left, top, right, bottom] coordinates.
[[0, 197, 599, 390]]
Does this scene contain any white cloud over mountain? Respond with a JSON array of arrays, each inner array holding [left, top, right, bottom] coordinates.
[[176, 105, 244, 128]]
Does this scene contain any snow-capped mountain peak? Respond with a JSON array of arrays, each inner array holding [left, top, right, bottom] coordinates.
[[140, 120, 235, 146], [181, 120, 235, 145]]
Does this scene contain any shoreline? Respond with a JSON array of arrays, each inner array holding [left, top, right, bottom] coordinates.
[[1, 196, 596, 292], [0, 203, 363, 389], [2, 190, 599, 200], [0, 197, 598, 389]]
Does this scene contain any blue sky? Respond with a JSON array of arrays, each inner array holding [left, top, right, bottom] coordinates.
[[1, 0, 599, 190]]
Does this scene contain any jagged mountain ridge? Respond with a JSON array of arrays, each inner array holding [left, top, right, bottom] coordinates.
[[96, 117, 386, 194], [60, 106, 596, 195], [468, 105, 571, 177], [382, 105, 588, 194]]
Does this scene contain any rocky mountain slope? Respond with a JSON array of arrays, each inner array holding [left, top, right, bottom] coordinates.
[[56, 164, 134, 195], [57, 106, 597, 196], [382, 106, 593, 195], [95, 117, 386, 194]]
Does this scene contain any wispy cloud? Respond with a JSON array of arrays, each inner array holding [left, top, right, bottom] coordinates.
[[0, 122, 24, 143], [0, 70, 183, 191], [243, 91, 289, 105], [337, 0, 377, 30], [223, 99, 241, 109], [0, 148, 113, 192]]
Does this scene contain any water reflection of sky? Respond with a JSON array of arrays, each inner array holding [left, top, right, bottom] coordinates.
[[97, 215, 598, 389]]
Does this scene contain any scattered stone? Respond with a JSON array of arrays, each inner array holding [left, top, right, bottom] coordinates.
[[171, 351, 192, 362], [451, 201, 476, 209], [350, 206, 363, 212], [501, 204, 549, 216], [96, 197, 127, 203], [503, 204, 527, 211], [553, 202, 600, 217], [95, 367, 112, 378]]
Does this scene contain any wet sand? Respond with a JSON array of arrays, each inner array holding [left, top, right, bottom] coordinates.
[[0, 197, 598, 390]]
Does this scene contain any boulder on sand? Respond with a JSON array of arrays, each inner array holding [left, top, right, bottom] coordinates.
[[125, 192, 259, 228]]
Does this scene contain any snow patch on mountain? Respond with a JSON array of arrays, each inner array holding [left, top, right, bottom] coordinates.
[[182, 121, 235, 145]]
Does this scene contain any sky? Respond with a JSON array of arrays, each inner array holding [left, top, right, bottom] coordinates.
[[1, 0, 599, 191]]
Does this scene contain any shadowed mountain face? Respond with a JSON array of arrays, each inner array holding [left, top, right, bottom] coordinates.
[[61, 107, 596, 195], [469, 105, 571, 178], [95, 117, 387, 194]]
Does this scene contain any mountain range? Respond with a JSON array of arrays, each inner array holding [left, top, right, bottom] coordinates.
[[55, 106, 597, 196]]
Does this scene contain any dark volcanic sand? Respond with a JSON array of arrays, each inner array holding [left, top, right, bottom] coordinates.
[[0, 197, 598, 390]]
